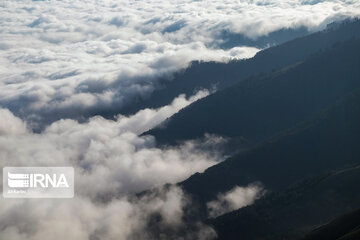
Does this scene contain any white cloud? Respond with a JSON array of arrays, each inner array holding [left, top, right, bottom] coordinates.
[[114, 89, 209, 135], [0, 91, 222, 239], [0, 108, 27, 135], [207, 184, 266, 218], [0, 90, 224, 197], [1, 0, 359, 127], [0, 1, 359, 238], [0, 186, 216, 240]]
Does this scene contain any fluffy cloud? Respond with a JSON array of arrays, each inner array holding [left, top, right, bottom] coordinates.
[[0, 91, 223, 239], [0, 108, 27, 135], [1, 0, 359, 128], [1, 1, 359, 238], [207, 184, 266, 218], [0, 90, 225, 197], [0, 186, 216, 240]]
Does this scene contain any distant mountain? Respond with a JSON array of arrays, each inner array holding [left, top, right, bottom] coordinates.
[[215, 26, 310, 49], [300, 208, 360, 240], [216, 19, 359, 50], [146, 36, 360, 146], [118, 19, 360, 117]]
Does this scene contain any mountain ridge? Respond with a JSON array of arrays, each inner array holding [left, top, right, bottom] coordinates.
[[146, 36, 360, 147], [117, 19, 360, 118]]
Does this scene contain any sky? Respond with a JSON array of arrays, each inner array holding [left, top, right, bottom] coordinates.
[[0, 0, 360, 239]]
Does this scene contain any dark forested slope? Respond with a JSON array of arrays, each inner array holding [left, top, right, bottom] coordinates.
[[210, 165, 360, 240], [300, 208, 360, 240], [139, 20, 360, 240], [147, 37, 360, 145], [180, 87, 360, 204]]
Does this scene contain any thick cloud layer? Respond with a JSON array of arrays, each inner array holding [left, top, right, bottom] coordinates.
[[0, 186, 216, 240], [0, 90, 224, 196], [1, 0, 359, 128], [0, 92, 222, 239], [1, 1, 360, 238]]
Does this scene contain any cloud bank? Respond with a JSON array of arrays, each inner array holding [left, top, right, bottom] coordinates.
[[0, 90, 223, 196], [0, 186, 216, 240], [0, 91, 223, 239], [1, 0, 359, 238], [1, 0, 359, 127]]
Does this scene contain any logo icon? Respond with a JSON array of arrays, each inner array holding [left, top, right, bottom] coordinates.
[[8, 172, 30, 188], [3, 167, 74, 198]]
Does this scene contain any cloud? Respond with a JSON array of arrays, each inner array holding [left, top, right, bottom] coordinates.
[[1, 0, 359, 128], [0, 91, 223, 239], [0, 90, 225, 197], [0, 108, 27, 135], [0, 185, 216, 240], [207, 184, 266, 218], [1, 1, 359, 238]]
